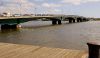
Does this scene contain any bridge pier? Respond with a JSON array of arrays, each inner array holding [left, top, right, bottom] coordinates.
[[66, 17, 76, 23], [83, 19, 86, 22], [52, 19, 62, 25], [80, 19, 83, 22], [1, 24, 21, 30], [68, 19, 72, 23], [83, 18, 88, 22], [58, 20, 62, 24], [68, 19, 76, 23], [72, 19, 75, 23], [52, 20, 57, 25], [77, 19, 81, 22], [77, 17, 84, 22]]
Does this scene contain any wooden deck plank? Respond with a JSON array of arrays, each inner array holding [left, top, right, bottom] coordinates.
[[0, 43, 88, 58]]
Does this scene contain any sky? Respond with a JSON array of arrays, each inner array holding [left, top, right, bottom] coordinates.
[[0, 0, 100, 18]]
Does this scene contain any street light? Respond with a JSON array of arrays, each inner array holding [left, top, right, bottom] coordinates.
[[34, 7, 37, 16], [19, 0, 22, 16]]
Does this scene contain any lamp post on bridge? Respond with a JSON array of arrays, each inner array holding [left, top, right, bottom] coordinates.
[[19, 0, 22, 16], [34, 7, 37, 16]]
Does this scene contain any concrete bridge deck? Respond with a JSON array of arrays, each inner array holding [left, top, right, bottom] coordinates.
[[0, 16, 89, 29], [0, 16, 56, 19], [0, 42, 88, 58]]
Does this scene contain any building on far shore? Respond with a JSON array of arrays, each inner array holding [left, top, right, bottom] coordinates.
[[0, 13, 3, 17], [12, 14, 21, 17], [22, 14, 34, 16], [2, 12, 12, 17]]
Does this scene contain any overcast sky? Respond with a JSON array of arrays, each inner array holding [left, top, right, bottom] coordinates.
[[0, 0, 100, 17]]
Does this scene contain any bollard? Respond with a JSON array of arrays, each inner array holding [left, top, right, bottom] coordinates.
[[87, 41, 100, 58]]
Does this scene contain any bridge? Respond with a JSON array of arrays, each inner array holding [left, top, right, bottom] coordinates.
[[0, 15, 89, 29]]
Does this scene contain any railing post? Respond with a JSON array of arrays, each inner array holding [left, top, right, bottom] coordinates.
[[87, 41, 100, 58]]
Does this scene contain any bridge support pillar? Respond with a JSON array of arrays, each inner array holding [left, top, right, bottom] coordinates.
[[80, 19, 83, 22], [58, 20, 62, 24], [83, 19, 86, 22], [73, 19, 75, 23], [77, 19, 80, 22], [69, 19, 72, 23], [1, 24, 21, 30], [52, 20, 57, 25], [83, 18, 87, 22]]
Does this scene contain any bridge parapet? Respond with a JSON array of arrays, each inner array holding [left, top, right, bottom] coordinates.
[[0, 15, 88, 24], [0, 15, 89, 29]]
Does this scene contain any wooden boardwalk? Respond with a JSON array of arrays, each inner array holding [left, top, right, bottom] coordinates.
[[0, 42, 88, 58]]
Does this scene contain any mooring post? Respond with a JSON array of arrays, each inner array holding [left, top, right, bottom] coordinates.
[[87, 41, 100, 58]]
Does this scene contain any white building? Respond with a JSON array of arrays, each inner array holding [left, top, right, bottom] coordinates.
[[2, 12, 12, 17]]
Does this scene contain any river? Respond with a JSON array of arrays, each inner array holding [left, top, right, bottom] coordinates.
[[0, 21, 100, 50]]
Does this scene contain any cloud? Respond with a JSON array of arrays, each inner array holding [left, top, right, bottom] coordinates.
[[61, 0, 100, 5], [0, 0, 36, 14], [41, 3, 62, 14], [44, 9, 61, 14], [34, 0, 45, 2], [0, 0, 62, 14], [42, 3, 62, 8], [83, 0, 100, 3], [62, 0, 81, 5], [47, 9, 61, 13]]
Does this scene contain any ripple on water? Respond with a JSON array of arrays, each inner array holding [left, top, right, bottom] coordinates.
[[0, 21, 100, 50]]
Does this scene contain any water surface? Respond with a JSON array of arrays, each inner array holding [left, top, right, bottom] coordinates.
[[0, 21, 100, 50]]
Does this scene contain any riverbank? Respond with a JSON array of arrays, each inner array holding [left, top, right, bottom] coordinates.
[[93, 18, 100, 21], [0, 42, 88, 58]]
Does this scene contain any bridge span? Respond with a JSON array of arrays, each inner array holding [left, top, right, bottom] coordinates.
[[0, 15, 89, 29]]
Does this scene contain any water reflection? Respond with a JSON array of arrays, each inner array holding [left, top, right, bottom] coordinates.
[[0, 29, 19, 33]]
